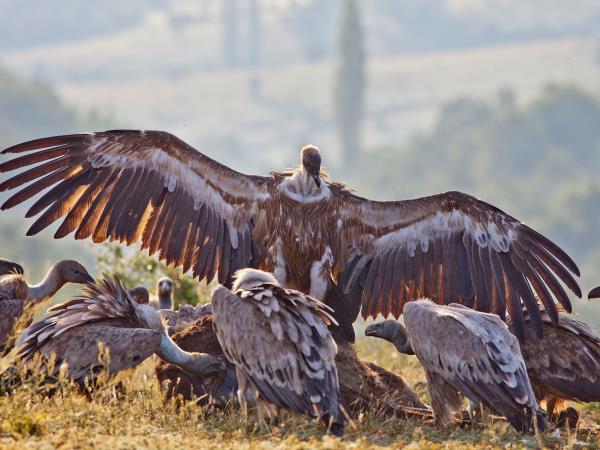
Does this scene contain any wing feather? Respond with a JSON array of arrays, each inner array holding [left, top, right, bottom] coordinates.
[[18, 274, 144, 362], [1, 131, 271, 285], [339, 191, 580, 340], [516, 311, 600, 403]]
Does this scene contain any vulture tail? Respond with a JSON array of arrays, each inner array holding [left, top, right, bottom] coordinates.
[[323, 280, 359, 343]]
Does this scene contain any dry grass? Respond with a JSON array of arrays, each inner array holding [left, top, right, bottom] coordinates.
[[0, 338, 599, 449]]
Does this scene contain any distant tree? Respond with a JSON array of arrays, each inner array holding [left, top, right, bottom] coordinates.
[[284, 0, 337, 61], [221, 0, 239, 68], [333, 0, 366, 167], [247, 0, 261, 67]]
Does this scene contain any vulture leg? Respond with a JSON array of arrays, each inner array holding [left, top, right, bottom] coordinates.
[[236, 367, 250, 425], [426, 369, 462, 427]]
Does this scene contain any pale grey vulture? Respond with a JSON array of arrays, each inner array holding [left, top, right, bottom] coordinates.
[[0, 260, 93, 348], [0, 258, 23, 276], [17, 274, 224, 387], [366, 299, 546, 433], [211, 268, 345, 435], [0, 131, 582, 341]]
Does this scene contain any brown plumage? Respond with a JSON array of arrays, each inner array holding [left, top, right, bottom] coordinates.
[[515, 310, 600, 418], [212, 269, 346, 435], [0, 258, 23, 276], [0, 260, 93, 348], [17, 274, 224, 386], [0, 131, 582, 342], [367, 300, 546, 434]]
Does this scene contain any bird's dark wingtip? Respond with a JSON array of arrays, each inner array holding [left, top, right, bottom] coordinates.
[[588, 286, 600, 299]]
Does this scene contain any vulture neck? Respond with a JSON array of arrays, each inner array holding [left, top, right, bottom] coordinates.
[[391, 332, 414, 355], [27, 266, 65, 302], [155, 333, 213, 375]]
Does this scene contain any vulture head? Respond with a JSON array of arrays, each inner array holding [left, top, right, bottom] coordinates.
[[365, 320, 415, 355], [232, 268, 279, 291], [301, 144, 322, 188], [54, 260, 94, 284], [157, 277, 174, 297], [128, 286, 150, 305]]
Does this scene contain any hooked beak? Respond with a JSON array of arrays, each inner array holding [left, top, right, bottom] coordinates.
[[84, 273, 95, 284], [12, 263, 24, 275], [589, 286, 600, 299], [364, 326, 377, 337], [311, 173, 321, 188]]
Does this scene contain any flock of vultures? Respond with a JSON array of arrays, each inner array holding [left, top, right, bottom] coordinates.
[[0, 130, 599, 439]]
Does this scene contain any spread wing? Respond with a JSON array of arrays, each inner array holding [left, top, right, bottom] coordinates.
[[404, 301, 541, 423], [18, 274, 141, 361], [0, 130, 272, 285], [519, 311, 600, 402], [211, 284, 343, 422], [338, 191, 581, 340]]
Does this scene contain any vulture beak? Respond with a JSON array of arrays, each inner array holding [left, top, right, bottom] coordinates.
[[311, 173, 321, 188], [364, 325, 377, 337], [589, 286, 600, 299], [12, 263, 24, 275], [84, 273, 95, 284]]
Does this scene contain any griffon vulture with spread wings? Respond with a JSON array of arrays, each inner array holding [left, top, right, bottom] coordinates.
[[0, 130, 581, 341]]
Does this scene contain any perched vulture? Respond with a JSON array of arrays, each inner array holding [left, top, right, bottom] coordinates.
[[149, 276, 175, 310], [211, 269, 346, 435], [514, 310, 600, 423], [17, 274, 224, 387], [0, 258, 23, 276], [0, 260, 93, 348], [127, 286, 150, 305], [0, 131, 582, 341], [366, 299, 546, 434]]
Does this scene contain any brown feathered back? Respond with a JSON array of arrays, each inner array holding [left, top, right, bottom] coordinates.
[[518, 311, 600, 406]]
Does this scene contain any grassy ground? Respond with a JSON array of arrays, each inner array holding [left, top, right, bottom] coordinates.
[[1, 336, 599, 449]]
